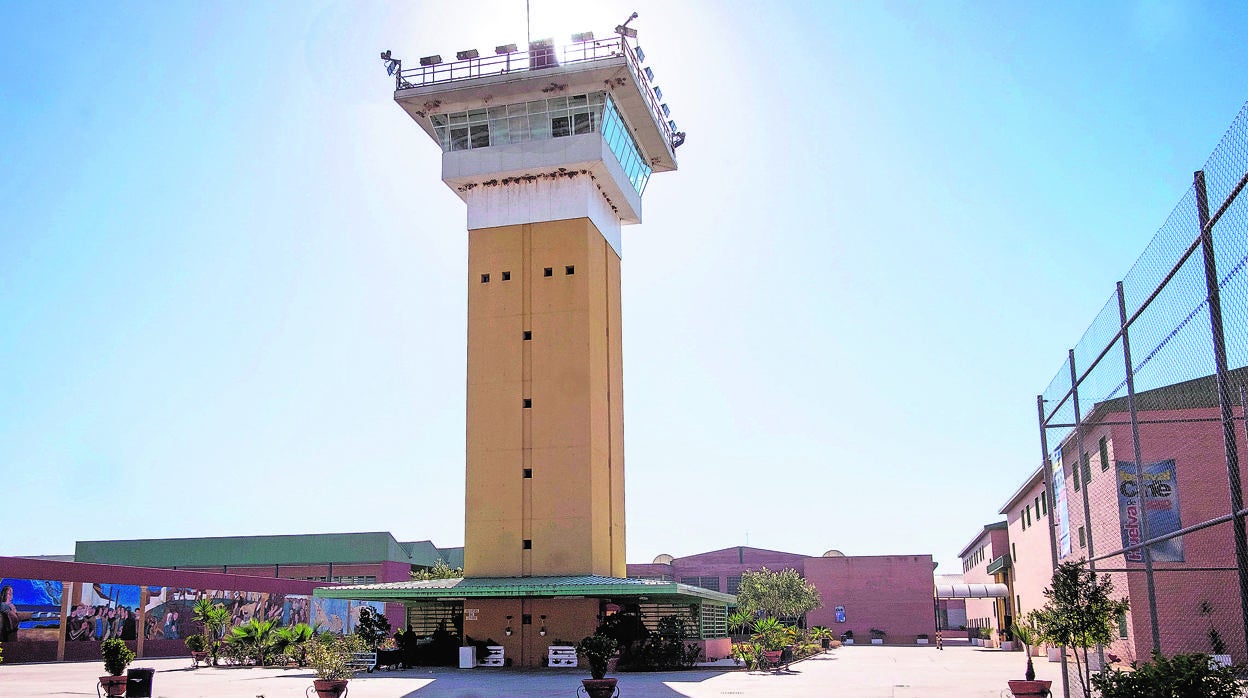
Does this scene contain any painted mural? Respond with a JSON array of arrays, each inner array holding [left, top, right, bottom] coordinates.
[[310, 597, 384, 635], [66, 583, 141, 641], [0, 577, 62, 643]]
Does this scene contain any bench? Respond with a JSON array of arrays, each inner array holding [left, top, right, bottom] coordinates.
[[347, 651, 377, 673], [480, 645, 505, 667], [547, 645, 577, 667]]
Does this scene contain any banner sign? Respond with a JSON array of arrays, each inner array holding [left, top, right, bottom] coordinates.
[[1052, 445, 1072, 557], [1117, 459, 1183, 562]]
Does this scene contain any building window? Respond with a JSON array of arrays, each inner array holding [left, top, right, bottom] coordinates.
[[726, 576, 742, 595], [481, 273, 490, 283], [523, 398, 532, 408], [543, 267, 553, 277], [502, 271, 511, 281], [1117, 611, 1128, 638], [565, 265, 575, 275], [1036, 495, 1043, 518], [1100, 436, 1110, 472], [1017, 595, 1022, 613], [1041, 492, 1048, 516], [522, 539, 532, 550], [1073, 464, 1081, 492], [1012, 543, 1017, 562], [681, 576, 720, 592], [523, 468, 532, 478], [1082, 452, 1092, 484], [1078, 526, 1086, 548], [523, 330, 532, 340]]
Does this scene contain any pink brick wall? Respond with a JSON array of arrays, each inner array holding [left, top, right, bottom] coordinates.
[[1037, 404, 1248, 663], [803, 555, 936, 643]]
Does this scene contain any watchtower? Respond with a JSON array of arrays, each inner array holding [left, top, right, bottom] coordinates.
[[385, 26, 683, 580]]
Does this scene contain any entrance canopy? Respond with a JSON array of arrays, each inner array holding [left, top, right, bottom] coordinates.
[[935, 583, 1010, 599], [314, 574, 736, 605]]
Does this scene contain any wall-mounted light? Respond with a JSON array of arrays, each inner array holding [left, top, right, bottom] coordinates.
[[539, 615, 548, 636], [505, 615, 513, 636]]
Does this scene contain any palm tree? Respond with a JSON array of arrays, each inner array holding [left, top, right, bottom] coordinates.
[[192, 599, 233, 666], [227, 618, 277, 666]]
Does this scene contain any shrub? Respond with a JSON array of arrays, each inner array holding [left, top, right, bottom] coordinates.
[[1092, 651, 1244, 698], [185, 634, 208, 653], [101, 638, 135, 676], [307, 633, 366, 681]]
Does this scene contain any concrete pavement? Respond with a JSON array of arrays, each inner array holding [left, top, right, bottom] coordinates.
[[0, 644, 1062, 697]]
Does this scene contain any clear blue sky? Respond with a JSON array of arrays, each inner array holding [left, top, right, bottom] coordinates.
[[2, 1, 1246, 574]]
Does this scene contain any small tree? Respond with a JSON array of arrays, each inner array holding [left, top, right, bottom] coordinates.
[[734, 568, 822, 622], [355, 606, 391, 650], [1034, 561, 1129, 698], [410, 559, 463, 581], [192, 598, 232, 666]]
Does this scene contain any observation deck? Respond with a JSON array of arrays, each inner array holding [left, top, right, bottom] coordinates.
[[392, 35, 678, 174]]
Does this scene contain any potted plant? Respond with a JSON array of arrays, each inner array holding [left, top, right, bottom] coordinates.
[[750, 617, 790, 668], [869, 628, 886, 645], [1008, 615, 1052, 698], [577, 633, 619, 698], [810, 626, 834, 650], [307, 633, 365, 698], [841, 629, 854, 645], [186, 633, 209, 667], [99, 638, 135, 696], [916, 633, 929, 645]]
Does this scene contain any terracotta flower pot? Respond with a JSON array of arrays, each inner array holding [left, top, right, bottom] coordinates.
[[1007, 679, 1052, 697], [313, 678, 350, 698], [99, 675, 128, 697], [581, 677, 617, 698]]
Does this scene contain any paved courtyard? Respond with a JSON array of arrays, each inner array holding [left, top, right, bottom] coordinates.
[[0, 644, 1063, 697]]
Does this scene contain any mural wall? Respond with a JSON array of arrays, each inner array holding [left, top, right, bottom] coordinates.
[[0, 563, 372, 663]]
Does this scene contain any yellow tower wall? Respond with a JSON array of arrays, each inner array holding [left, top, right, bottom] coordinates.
[[464, 217, 625, 578]]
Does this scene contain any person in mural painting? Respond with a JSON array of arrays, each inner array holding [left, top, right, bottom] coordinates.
[[164, 610, 180, 639], [1, 584, 32, 641], [95, 605, 107, 640], [122, 607, 138, 640]]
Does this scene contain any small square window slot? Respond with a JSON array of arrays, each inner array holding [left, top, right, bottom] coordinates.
[[522, 398, 532, 408], [523, 468, 533, 478], [481, 273, 490, 283], [523, 331, 532, 340], [502, 271, 511, 281], [522, 614, 532, 624], [565, 265, 575, 275], [543, 267, 553, 277], [522, 539, 532, 550]]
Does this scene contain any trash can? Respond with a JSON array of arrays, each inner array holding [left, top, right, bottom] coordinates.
[[125, 667, 154, 698]]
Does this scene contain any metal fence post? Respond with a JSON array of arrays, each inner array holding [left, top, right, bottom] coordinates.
[[1038, 394, 1070, 698], [1116, 281, 1161, 653], [1195, 169, 1248, 656]]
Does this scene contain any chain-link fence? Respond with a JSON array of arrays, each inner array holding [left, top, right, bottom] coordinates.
[[1037, 101, 1248, 697]]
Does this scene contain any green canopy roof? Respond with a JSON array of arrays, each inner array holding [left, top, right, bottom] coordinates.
[[314, 575, 735, 605]]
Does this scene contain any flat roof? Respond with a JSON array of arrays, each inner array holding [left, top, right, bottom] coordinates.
[[314, 575, 736, 605], [75, 532, 461, 569], [998, 466, 1046, 514], [956, 522, 1008, 559]]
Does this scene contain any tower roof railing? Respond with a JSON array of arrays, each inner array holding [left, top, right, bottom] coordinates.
[[395, 35, 674, 147]]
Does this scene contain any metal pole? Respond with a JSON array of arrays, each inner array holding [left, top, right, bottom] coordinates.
[[1037, 394, 1070, 698], [1117, 280, 1161, 652], [1069, 349, 1107, 676], [1195, 169, 1248, 657], [1069, 350, 1097, 567]]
